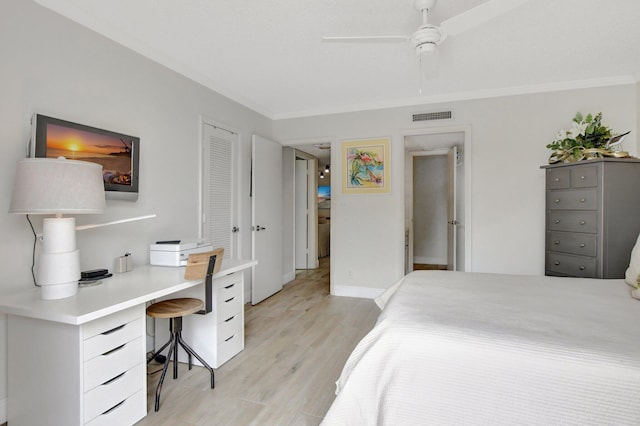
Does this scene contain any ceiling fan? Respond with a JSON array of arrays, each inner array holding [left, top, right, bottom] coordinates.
[[323, 0, 530, 77]]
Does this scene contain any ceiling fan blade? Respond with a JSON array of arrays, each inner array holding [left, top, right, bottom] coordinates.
[[322, 36, 410, 44], [440, 0, 530, 36]]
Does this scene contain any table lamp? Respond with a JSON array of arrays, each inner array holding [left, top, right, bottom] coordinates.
[[9, 157, 105, 300]]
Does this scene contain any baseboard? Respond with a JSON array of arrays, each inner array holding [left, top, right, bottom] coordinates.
[[282, 271, 296, 285], [0, 397, 6, 424], [331, 284, 385, 299], [414, 256, 447, 265]]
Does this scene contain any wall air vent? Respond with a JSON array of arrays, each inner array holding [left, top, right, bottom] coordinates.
[[412, 110, 452, 122]]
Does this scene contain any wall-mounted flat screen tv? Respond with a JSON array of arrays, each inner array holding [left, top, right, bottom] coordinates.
[[318, 185, 331, 199], [30, 114, 140, 201]]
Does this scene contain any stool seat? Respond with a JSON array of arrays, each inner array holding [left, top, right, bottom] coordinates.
[[147, 298, 203, 319]]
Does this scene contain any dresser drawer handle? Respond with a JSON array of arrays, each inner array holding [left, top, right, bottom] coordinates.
[[102, 344, 125, 357], [579, 243, 586, 248], [101, 371, 126, 386], [580, 175, 585, 180], [102, 399, 126, 415], [554, 177, 560, 182], [224, 283, 235, 289], [225, 334, 235, 342], [579, 220, 586, 225], [225, 297, 235, 303], [101, 324, 126, 335], [579, 266, 585, 271], [554, 261, 560, 266], [554, 240, 560, 245], [224, 315, 236, 322], [554, 199, 560, 203], [554, 219, 561, 224], [580, 198, 586, 203]]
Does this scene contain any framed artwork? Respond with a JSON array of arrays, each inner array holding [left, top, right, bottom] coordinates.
[[342, 137, 390, 194]]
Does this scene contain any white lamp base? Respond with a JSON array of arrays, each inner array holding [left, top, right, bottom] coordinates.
[[38, 217, 81, 300], [40, 281, 79, 300]]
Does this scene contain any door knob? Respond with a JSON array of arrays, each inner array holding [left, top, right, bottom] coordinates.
[[254, 225, 266, 231]]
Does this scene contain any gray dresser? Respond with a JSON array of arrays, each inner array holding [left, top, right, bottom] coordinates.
[[542, 158, 640, 278]]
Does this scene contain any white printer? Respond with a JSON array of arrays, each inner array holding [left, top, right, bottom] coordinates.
[[149, 240, 213, 267]]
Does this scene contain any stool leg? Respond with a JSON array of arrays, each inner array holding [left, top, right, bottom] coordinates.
[[147, 338, 171, 364], [155, 332, 176, 412], [177, 334, 215, 389]]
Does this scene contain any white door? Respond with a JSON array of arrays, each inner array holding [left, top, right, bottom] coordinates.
[[447, 146, 458, 270], [251, 134, 284, 304], [295, 159, 309, 269], [201, 122, 238, 260]]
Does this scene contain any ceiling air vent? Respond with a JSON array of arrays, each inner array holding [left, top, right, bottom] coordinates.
[[412, 110, 452, 122]]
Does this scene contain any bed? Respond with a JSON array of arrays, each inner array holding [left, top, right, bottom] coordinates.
[[322, 271, 640, 425]]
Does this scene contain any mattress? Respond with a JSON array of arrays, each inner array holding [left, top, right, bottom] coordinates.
[[322, 271, 640, 425]]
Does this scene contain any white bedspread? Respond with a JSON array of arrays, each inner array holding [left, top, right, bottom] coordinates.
[[322, 271, 640, 425]]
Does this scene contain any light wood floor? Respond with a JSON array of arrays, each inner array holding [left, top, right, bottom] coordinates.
[[136, 257, 379, 425]]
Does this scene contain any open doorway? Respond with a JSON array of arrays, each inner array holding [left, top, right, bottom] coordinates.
[[404, 128, 469, 273]]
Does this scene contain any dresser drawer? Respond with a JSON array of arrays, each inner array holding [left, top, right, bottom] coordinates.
[[547, 211, 597, 233], [217, 314, 243, 365], [83, 306, 141, 339], [84, 336, 143, 392], [84, 317, 143, 361], [570, 165, 598, 188], [546, 252, 596, 277], [546, 189, 597, 210], [217, 286, 242, 320], [84, 388, 145, 426], [547, 231, 597, 257], [84, 363, 143, 424], [546, 168, 570, 189]]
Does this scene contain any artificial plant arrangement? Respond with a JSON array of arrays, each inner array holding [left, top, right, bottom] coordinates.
[[546, 112, 630, 164]]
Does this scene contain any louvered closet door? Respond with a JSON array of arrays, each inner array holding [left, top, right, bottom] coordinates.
[[202, 123, 237, 260]]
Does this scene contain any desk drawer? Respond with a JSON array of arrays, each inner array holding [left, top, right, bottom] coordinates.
[[547, 231, 597, 257], [217, 287, 242, 320], [546, 189, 597, 210], [217, 314, 243, 364], [547, 211, 597, 233], [570, 165, 598, 188], [546, 168, 570, 189], [84, 388, 145, 426], [83, 306, 141, 339], [84, 317, 143, 361], [84, 336, 143, 392], [84, 363, 143, 424], [546, 252, 596, 277]]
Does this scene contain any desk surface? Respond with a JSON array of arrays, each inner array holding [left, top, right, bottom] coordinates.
[[0, 259, 256, 325]]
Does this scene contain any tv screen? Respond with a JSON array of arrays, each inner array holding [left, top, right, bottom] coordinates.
[[30, 114, 139, 200], [318, 185, 331, 199]]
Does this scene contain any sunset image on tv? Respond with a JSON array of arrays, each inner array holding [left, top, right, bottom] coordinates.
[[46, 123, 133, 186]]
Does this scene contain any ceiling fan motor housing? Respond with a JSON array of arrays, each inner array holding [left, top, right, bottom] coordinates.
[[413, 25, 445, 55]]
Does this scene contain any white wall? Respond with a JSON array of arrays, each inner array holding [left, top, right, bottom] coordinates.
[[273, 85, 638, 297], [0, 0, 272, 419]]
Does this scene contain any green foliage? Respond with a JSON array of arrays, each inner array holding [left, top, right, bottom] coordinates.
[[547, 112, 613, 152]]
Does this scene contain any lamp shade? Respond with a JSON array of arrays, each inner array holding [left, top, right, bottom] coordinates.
[[9, 157, 105, 214]]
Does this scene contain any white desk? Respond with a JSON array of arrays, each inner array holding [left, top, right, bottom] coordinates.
[[0, 260, 256, 426]]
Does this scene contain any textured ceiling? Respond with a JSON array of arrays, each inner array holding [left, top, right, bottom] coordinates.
[[34, 0, 640, 119]]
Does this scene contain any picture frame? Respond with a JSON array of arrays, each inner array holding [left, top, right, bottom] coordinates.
[[341, 137, 390, 194]]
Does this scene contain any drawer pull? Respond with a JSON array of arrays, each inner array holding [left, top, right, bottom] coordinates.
[[101, 324, 126, 335], [580, 198, 586, 203], [225, 297, 235, 303], [224, 283, 235, 289], [554, 199, 560, 203], [554, 219, 561, 224], [554, 177, 560, 182], [579, 266, 585, 271], [101, 371, 125, 386], [554, 261, 560, 266], [580, 175, 585, 180], [225, 334, 235, 342], [102, 344, 125, 356], [554, 240, 560, 245], [102, 399, 126, 415], [579, 220, 586, 225], [579, 243, 586, 248], [224, 315, 236, 322]]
